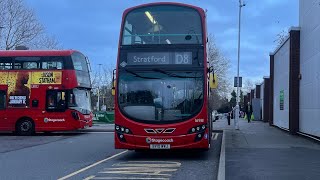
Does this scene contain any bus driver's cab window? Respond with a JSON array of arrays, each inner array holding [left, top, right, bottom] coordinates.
[[46, 91, 66, 111]]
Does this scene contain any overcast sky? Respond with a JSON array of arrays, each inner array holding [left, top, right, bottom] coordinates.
[[25, 0, 298, 82]]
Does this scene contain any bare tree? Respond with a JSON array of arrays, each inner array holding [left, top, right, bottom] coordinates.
[[207, 35, 231, 110], [243, 79, 255, 93], [30, 34, 60, 50], [0, 0, 59, 50], [274, 29, 288, 46], [90, 64, 115, 111]]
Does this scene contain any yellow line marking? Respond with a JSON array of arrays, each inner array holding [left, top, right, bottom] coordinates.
[[112, 164, 181, 168], [83, 175, 96, 180], [127, 161, 180, 164], [100, 161, 181, 177], [100, 171, 172, 176], [57, 150, 128, 180], [91, 177, 169, 180], [104, 167, 178, 171]]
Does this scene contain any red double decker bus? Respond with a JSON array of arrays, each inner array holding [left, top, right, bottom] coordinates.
[[0, 50, 93, 135], [113, 3, 217, 150]]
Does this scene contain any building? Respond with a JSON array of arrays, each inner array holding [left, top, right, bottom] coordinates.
[[298, 0, 320, 138], [268, 1, 320, 138]]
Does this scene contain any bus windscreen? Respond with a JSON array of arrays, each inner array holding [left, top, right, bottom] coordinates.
[[118, 70, 204, 123]]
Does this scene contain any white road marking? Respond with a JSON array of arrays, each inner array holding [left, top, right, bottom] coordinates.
[[213, 133, 219, 140], [217, 131, 225, 180], [58, 150, 128, 180]]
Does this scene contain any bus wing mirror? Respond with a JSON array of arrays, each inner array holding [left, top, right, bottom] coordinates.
[[112, 87, 116, 96], [209, 73, 218, 89]]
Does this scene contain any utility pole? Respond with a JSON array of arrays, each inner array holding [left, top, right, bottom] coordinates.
[[235, 0, 246, 130], [0, 26, 5, 49]]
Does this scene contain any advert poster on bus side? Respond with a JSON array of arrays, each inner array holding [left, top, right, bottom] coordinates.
[[0, 71, 62, 107]]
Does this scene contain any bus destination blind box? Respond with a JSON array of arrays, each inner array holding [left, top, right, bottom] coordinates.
[[126, 52, 192, 65]]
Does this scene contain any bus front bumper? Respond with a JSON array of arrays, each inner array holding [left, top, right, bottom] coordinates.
[[115, 131, 210, 150]]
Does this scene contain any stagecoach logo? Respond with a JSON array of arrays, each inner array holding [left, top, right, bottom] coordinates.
[[146, 137, 174, 144], [44, 118, 65, 123], [146, 137, 152, 144], [120, 61, 127, 67]]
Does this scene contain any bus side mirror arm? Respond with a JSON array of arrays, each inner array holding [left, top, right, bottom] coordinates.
[[207, 66, 213, 74]]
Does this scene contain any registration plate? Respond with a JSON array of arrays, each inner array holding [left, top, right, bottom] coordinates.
[[150, 144, 171, 149]]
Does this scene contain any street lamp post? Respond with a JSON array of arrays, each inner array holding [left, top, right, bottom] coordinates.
[[235, 0, 246, 130], [97, 64, 102, 111]]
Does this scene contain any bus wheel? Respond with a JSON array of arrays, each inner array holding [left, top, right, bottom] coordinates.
[[16, 118, 35, 136]]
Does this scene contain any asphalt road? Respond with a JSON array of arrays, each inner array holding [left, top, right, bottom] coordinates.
[[0, 131, 222, 180]]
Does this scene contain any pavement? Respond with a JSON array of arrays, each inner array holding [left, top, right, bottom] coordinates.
[[213, 117, 320, 180]]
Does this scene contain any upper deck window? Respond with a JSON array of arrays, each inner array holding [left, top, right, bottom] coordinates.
[[71, 52, 91, 88], [42, 61, 63, 70], [0, 56, 70, 70], [0, 62, 13, 70], [122, 5, 203, 45], [71, 53, 89, 72]]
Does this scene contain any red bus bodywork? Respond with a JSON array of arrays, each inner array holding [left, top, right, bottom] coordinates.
[[114, 3, 211, 150], [0, 50, 93, 134]]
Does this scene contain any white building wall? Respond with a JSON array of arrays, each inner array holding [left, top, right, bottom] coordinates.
[[273, 39, 290, 129], [299, 0, 320, 137]]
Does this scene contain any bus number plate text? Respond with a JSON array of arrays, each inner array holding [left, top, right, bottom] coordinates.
[[150, 144, 171, 149]]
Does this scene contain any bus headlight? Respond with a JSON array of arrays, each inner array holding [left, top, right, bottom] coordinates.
[[115, 124, 132, 134], [115, 125, 132, 143], [117, 133, 126, 142], [71, 111, 80, 120], [194, 132, 205, 142], [188, 124, 207, 134], [115, 126, 120, 131], [125, 129, 130, 133]]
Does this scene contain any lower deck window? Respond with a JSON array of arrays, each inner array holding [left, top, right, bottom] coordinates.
[[46, 91, 66, 111]]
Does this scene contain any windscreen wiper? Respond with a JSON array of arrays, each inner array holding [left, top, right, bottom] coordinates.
[[125, 69, 160, 79], [152, 68, 201, 79]]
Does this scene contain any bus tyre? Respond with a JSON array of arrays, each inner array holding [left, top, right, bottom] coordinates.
[[16, 119, 35, 136]]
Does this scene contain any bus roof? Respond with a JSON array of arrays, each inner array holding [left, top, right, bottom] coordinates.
[[0, 50, 80, 57], [123, 2, 204, 15]]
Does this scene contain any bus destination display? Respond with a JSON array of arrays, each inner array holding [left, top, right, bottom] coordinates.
[[126, 52, 192, 65]]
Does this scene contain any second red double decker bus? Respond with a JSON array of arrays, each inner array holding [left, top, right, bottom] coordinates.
[[0, 50, 93, 135], [113, 2, 217, 150]]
